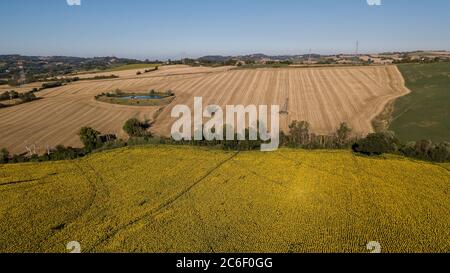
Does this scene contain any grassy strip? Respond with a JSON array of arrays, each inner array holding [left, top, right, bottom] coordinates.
[[372, 100, 395, 133], [95, 90, 174, 107], [91, 63, 159, 73], [96, 96, 174, 107]]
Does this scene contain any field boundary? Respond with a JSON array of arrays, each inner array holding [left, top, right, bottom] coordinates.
[[370, 66, 412, 132]]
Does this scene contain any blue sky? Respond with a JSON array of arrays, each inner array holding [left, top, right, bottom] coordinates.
[[1, 0, 449, 59]]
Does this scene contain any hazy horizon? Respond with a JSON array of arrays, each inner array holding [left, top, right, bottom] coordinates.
[[1, 0, 449, 60], [0, 49, 449, 61]]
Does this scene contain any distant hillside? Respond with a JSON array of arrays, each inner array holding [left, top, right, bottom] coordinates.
[[0, 55, 159, 85], [198, 53, 322, 63]]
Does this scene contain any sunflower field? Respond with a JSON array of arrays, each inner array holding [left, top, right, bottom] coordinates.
[[0, 146, 448, 253]]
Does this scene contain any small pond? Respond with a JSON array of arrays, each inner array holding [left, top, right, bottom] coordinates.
[[117, 95, 164, 100]]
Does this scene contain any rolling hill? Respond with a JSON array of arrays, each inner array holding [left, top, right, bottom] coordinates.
[[0, 65, 409, 154], [390, 62, 450, 142]]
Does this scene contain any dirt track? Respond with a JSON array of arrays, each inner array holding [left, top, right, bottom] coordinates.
[[0, 65, 409, 154]]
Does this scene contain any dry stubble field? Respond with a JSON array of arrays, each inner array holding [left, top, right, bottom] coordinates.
[[0, 65, 409, 154]]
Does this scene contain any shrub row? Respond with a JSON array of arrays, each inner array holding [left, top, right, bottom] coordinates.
[[1, 119, 448, 165], [41, 75, 119, 90], [0, 90, 38, 105]]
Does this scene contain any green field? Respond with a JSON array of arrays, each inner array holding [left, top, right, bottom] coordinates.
[[390, 63, 450, 142], [103, 63, 159, 72], [1, 146, 448, 253], [78, 63, 159, 74], [96, 92, 174, 106]]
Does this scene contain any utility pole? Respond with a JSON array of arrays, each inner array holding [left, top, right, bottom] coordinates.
[[308, 48, 312, 63]]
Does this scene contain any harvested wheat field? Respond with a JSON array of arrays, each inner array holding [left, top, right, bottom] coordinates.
[[0, 146, 448, 253], [0, 65, 409, 154], [151, 65, 410, 137], [0, 82, 44, 94], [0, 65, 230, 154]]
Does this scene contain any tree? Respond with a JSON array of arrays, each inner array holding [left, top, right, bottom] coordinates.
[[1, 90, 20, 101], [42, 81, 62, 89], [335, 122, 352, 148], [399, 140, 449, 163], [123, 118, 149, 138], [0, 148, 9, 164], [430, 142, 450, 162], [9, 90, 19, 100], [78, 127, 101, 152], [113, 89, 124, 96], [19, 92, 37, 102], [414, 140, 433, 160], [288, 121, 311, 147], [50, 145, 80, 161], [399, 142, 417, 158], [352, 132, 399, 156]]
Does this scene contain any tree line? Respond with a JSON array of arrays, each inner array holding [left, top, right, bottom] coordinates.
[[1, 74, 119, 108], [137, 66, 159, 75], [1, 119, 448, 164], [0, 90, 38, 108]]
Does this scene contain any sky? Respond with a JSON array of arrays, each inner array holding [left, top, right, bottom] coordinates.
[[0, 0, 449, 60]]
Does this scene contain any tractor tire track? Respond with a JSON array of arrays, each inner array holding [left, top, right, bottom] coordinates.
[[0, 178, 41, 187], [35, 161, 100, 251], [188, 192, 216, 253], [229, 160, 291, 190], [87, 151, 240, 252]]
